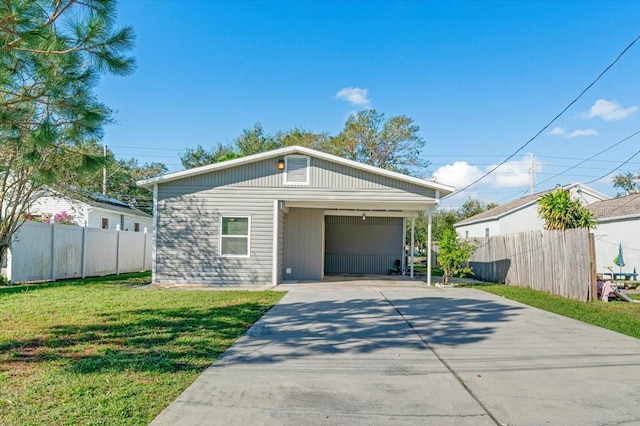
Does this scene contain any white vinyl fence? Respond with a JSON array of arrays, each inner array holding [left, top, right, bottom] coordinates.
[[6, 221, 151, 283]]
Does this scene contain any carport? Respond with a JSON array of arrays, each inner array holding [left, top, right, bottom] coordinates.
[[280, 200, 435, 284]]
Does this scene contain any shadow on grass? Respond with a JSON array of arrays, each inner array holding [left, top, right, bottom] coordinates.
[[0, 302, 273, 374], [0, 272, 151, 295]]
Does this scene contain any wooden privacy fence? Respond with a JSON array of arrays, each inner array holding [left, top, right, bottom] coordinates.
[[467, 228, 596, 301], [6, 221, 152, 283]]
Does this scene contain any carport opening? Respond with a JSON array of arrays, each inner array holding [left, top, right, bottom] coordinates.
[[324, 216, 404, 276]]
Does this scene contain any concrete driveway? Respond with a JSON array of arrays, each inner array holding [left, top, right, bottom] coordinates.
[[151, 278, 640, 426]]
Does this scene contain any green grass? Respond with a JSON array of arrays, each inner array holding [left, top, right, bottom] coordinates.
[[408, 265, 444, 276], [468, 284, 640, 339], [0, 273, 284, 425]]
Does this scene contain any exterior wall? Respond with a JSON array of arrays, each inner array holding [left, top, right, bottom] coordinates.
[[499, 206, 546, 235], [87, 209, 123, 230], [155, 156, 437, 286], [29, 196, 89, 226], [86, 207, 152, 232], [277, 207, 285, 283], [593, 216, 640, 276], [283, 208, 324, 280], [324, 216, 403, 275], [457, 220, 500, 238]]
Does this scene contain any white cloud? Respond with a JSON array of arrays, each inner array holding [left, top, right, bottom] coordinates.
[[549, 126, 598, 138], [335, 87, 370, 107], [567, 128, 598, 138], [582, 99, 638, 121], [431, 161, 483, 189], [486, 158, 534, 188]]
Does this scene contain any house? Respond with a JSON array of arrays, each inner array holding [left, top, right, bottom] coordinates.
[[28, 192, 152, 232], [454, 183, 609, 238], [587, 193, 640, 277], [137, 145, 454, 287]]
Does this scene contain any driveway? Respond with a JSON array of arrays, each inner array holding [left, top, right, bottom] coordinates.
[[151, 279, 640, 425]]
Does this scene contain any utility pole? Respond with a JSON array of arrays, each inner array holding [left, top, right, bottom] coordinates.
[[102, 144, 107, 195], [529, 153, 535, 195]]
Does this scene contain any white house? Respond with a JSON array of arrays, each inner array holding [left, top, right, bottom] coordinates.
[[29, 193, 152, 232], [454, 183, 609, 238], [588, 193, 640, 277]]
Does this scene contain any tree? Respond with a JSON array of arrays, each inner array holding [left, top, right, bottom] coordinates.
[[612, 171, 640, 196], [459, 198, 498, 219], [234, 123, 280, 156], [180, 143, 239, 169], [334, 109, 428, 175], [437, 229, 476, 285], [536, 188, 596, 230], [0, 0, 135, 262]]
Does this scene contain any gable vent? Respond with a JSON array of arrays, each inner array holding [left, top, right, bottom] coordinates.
[[285, 156, 310, 185]]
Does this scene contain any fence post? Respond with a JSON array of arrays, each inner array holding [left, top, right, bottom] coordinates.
[[115, 227, 120, 275], [81, 227, 87, 279], [142, 229, 147, 272], [50, 222, 56, 281], [588, 232, 597, 302]]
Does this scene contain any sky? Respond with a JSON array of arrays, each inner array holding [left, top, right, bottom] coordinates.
[[95, 0, 640, 208]]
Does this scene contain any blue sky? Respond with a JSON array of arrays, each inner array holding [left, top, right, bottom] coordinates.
[[96, 1, 640, 208]]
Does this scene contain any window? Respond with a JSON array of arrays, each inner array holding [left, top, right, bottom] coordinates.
[[284, 155, 310, 185], [485, 228, 489, 237], [101, 218, 109, 229], [134, 222, 140, 232], [465, 231, 469, 238], [220, 216, 250, 257]]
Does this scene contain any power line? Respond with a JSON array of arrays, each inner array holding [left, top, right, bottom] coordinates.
[[445, 33, 640, 198], [536, 129, 640, 188], [585, 147, 640, 185]]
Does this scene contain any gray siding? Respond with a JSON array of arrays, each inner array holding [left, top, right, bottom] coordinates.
[[166, 157, 437, 200], [325, 216, 403, 275], [155, 188, 274, 286], [283, 208, 323, 280]]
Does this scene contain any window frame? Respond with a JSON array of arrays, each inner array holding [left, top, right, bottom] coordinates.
[[284, 155, 310, 186], [219, 215, 251, 258], [101, 218, 109, 229]]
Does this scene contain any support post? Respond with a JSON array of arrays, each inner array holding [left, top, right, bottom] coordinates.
[[410, 214, 415, 279], [427, 207, 433, 286]]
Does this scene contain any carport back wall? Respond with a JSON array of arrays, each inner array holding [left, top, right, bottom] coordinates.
[[325, 216, 403, 275]]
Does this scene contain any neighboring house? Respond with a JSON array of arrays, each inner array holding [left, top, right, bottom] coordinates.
[[454, 183, 609, 238], [29, 193, 152, 232], [138, 145, 454, 287], [587, 193, 640, 276]]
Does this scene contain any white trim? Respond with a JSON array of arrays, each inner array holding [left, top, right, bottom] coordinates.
[[427, 207, 433, 286], [219, 214, 251, 257], [152, 184, 158, 284], [284, 155, 310, 185], [324, 210, 416, 218], [272, 200, 278, 285], [410, 214, 415, 279], [137, 145, 454, 195]]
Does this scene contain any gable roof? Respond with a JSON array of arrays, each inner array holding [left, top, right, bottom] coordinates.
[[137, 145, 455, 195], [587, 193, 640, 220], [455, 183, 609, 227]]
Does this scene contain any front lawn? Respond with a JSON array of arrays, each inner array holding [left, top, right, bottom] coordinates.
[[469, 284, 640, 339], [0, 273, 284, 425]]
